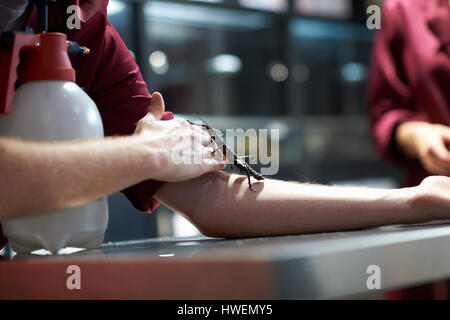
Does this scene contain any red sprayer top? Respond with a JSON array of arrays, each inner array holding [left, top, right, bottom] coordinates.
[[0, 32, 76, 114]]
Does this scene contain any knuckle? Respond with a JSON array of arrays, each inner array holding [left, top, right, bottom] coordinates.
[[136, 118, 145, 127]]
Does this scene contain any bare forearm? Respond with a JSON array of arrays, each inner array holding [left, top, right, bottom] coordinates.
[[156, 172, 425, 238], [0, 136, 150, 220]]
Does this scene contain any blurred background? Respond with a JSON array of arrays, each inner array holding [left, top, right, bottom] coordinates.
[[104, 0, 400, 242]]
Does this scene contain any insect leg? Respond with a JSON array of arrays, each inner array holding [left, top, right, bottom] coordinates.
[[211, 146, 220, 156], [186, 120, 208, 129], [244, 167, 255, 192]]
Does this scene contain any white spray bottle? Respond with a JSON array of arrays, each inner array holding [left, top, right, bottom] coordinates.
[[0, 8, 108, 254]]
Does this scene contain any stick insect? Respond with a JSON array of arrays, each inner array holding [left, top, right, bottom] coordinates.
[[187, 117, 264, 191]]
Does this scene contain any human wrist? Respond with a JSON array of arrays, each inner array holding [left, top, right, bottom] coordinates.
[[377, 187, 420, 226], [132, 132, 169, 181], [394, 186, 431, 224], [396, 121, 427, 158]]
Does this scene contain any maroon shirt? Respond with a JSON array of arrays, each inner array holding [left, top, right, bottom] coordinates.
[[369, 0, 450, 299], [368, 0, 450, 187], [0, 0, 172, 249]]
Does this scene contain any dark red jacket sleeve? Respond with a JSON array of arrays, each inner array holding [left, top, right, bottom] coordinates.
[[367, 2, 428, 164], [89, 20, 173, 213]]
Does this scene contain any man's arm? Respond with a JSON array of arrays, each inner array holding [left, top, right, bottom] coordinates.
[[156, 172, 450, 238], [0, 135, 150, 220], [0, 93, 224, 221]]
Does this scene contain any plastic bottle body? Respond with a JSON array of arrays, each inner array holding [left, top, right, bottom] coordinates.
[[0, 80, 108, 253]]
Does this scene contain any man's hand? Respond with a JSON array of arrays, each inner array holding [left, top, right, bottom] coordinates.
[[134, 92, 226, 182], [396, 121, 450, 175]]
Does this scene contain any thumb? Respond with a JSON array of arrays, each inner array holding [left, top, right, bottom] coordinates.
[[442, 127, 450, 143], [146, 92, 165, 121]]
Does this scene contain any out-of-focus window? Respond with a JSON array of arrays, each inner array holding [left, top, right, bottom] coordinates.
[[141, 1, 286, 116], [239, 0, 288, 13], [107, 0, 137, 53], [289, 18, 373, 115], [295, 0, 352, 19]]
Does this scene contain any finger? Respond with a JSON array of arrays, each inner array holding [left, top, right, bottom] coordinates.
[[195, 128, 214, 146], [203, 135, 220, 149], [200, 137, 222, 155], [202, 158, 227, 172], [191, 132, 214, 146], [188, 122, 213, 144], [202, 146, 215, 155], [146, 92, 165, 121], [176, 118, 191, 127], [423, 157, 450, 176], [430, 142, 450, 163], [188, 120, 205, 132], [442, 128, 450, 148], [199, 145, 223, 163]]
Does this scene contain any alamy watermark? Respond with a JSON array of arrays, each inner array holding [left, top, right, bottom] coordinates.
[[66, 4, 381, 32], [66, 5, 81, 30], [366, 264, 381, 290], [366, 5, 381, 30], [66, 264, 81, 290], [170, 123, 280, 176]]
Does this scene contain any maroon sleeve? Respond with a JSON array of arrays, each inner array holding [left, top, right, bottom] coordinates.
[[88, 20, 173, 213], [0, 228, 7, 252], [367, 3, 428, 164]]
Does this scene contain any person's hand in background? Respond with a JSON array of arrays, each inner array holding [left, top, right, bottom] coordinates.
[[134, 92, 226, 182], [396, 121, 450, 176]]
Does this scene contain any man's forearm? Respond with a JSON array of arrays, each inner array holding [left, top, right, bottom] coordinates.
[[0, 136, 151, 220], [156, 172, 426, 238]]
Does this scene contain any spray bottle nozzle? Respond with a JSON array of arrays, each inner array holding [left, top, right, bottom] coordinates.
[[31, 0, 57, 32], [67, 41, 90, 56], [0, 32, 76, 114]]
